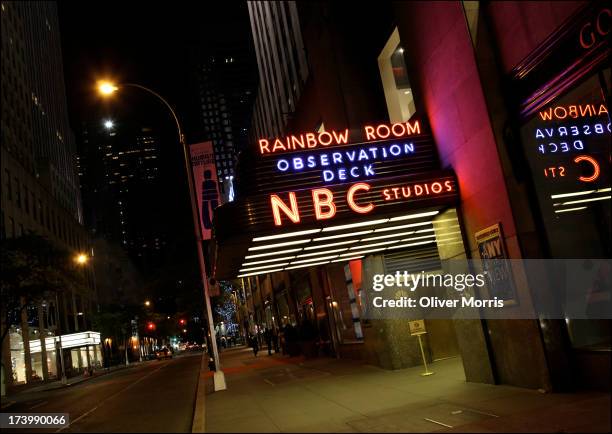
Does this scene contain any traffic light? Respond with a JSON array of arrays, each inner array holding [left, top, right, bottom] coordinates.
[[147, 322, 155, 331], [179, 319, 186, 325]]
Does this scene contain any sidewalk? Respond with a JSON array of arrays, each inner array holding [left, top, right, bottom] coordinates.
[[203, 347, 611, 433], [1, 359, 153, 408]]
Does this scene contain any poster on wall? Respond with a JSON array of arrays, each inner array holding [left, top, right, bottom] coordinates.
[[475, 223, 518, 306], [189, 141, 221, 241]]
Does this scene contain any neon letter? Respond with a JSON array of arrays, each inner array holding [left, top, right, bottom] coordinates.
[[271, 193, 300, 226], [574, 155, 600, 182], [347, 182, 374, 214], [259, 139, 270, 154], [312, 188, 336, 220]]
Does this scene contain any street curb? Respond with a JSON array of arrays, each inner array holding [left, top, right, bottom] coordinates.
[[191, 353, 210, 433]]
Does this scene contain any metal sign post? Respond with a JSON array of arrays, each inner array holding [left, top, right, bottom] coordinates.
[[409, 320, 434, 377]]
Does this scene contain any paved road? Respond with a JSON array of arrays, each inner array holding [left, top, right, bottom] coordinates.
[[2, 352, 202, 433]]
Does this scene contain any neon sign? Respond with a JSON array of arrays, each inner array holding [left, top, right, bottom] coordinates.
[[270, 177, 456, 226], [275, 142, 416, 182], [538, 104, 608, 121], [258, 120, 421, 155], [382, 180, 454, 201]]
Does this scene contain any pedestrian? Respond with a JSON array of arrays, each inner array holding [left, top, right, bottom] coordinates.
[[273, 328, 280, 354], [251, 334, 259, 357], [265, 327, 273, 355]]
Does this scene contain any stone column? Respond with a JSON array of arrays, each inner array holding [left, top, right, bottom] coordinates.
[[37, 302, 49, 381], [20, 296, 33, 383]]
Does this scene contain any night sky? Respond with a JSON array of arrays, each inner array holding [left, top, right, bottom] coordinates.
[[57, 2, 256, 303]]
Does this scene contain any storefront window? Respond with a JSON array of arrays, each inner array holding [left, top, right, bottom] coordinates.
[[378, 28, 416, 122], [520, 68, 611, 350], [9, 330, 26, 384]]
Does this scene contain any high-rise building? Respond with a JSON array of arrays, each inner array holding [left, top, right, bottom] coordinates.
[[186, 6, 258, 201], [247, 1, 309, 140], [77, 120, 165, 274], [1, 0, 98, 391]]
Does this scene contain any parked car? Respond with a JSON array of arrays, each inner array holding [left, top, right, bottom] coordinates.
[[155, 347, 173, 360]]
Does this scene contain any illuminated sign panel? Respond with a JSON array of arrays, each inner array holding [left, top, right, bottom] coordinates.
[[220, 120, 458, 231], [520, 92, 610, 220]]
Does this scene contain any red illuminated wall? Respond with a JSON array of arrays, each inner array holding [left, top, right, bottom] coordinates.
[[488, 1, 586, 73], [393, 1, 552, 390], [394, 1, 520, 259]]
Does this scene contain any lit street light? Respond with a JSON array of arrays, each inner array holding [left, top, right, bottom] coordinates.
[[97, 80, 118, 95], [96, 80, 225, 390], [104, 119, 114, 129], [144, 300, 151, 307], [75, 253, 88, 265]]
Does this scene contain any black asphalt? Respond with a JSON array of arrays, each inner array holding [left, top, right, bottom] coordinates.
[[2, 352, 202, 433]]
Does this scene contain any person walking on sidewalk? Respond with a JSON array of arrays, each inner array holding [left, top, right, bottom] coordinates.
[[265, 327, 273, 355], [250, 334, 259, 357]]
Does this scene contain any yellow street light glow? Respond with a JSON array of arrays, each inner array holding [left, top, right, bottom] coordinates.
[[75, 254, 88, 265], [98, 80, 118, 95], [144, 300, 151, 307], [248, 238, 311, 251]]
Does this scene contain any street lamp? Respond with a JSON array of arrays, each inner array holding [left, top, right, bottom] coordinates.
[[96, 80, 225, 390], [144, 300, 151, 307], [74, 253, 88, 265]]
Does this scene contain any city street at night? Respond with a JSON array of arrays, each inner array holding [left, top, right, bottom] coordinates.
[[1, 1, 610, 433], [2, 352, 202, 433]]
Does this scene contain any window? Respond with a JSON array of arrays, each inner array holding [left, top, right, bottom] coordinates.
[[378, 28, 416, 122]]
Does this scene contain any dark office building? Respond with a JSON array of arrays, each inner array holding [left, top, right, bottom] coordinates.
[[77, 120, 166, 274], [1, 0, 99, 391], [212, 0, 610, 396], [185, 5, 258, 201]]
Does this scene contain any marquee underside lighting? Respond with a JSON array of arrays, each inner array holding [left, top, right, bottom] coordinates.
[[236, 209, 455, 278]]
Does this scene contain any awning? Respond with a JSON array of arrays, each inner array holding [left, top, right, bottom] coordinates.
[[26, 331, 101, 354]]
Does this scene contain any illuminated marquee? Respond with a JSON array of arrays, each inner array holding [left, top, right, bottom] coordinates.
[[258, 120, 421, 155], [231, 120, 458, 229], [270, 175, 457, 226]]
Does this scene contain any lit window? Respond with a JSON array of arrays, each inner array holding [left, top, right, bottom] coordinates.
[[378, 28, 415, 122]]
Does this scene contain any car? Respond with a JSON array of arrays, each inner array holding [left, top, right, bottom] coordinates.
[[155, 347, 173, 360]]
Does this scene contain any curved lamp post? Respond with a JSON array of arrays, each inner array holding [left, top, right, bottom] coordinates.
[[96, 80, 225, 390]]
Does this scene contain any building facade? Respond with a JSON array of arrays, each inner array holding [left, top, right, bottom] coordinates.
[[1, 1, 100, 394], [186, 26, 258, 202], [212, 0, 610, 394], [77, 120, 166, 275]]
